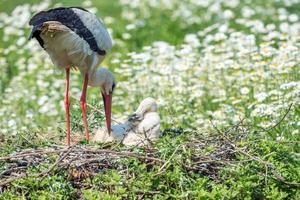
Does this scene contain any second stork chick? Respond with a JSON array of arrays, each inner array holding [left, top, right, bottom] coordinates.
[[93, 97, 161, 146]]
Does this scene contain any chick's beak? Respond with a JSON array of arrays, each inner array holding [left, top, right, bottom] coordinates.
[[102, 92, 112, 135]]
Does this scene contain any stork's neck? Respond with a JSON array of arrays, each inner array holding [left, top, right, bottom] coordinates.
[[83, 69, 106, 87]]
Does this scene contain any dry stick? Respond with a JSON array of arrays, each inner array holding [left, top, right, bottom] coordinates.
[[194, 159, 234, 165], [0, 149, 70, 161], [0, 166, 28, 178], [80, 148, 165, 164], [76, 158, 107, 167], [38, 146, 74, 178], [276, 140, 300, 144], [135, 189, 165, 196], [0, 173, 28, 187], [155, 144, 181, 176], [267, 103, 293, 132], [258, 103, 293, 133], [265, 163, 268, 186], [19, 133, 34, 146], [239, 139, 300, 145]]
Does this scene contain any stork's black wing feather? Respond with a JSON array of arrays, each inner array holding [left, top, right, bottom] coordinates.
[[29, 7, 106, 55], [29, 7, 89, 25]]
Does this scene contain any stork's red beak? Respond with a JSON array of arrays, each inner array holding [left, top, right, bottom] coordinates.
[[102, 93, 112, 135]]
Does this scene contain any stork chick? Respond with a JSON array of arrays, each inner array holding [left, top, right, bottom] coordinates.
[[93, 97, 161, 146]]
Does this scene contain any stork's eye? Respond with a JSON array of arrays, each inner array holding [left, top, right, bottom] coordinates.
[[112, 82, 116, 92]]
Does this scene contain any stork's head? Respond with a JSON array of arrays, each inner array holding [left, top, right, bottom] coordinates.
[[95, 68, 115, 95], [100, 68, 115, 135], [89, 68, 116, 134]]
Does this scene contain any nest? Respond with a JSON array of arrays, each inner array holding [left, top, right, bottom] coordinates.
[[0, 135, 237, 189], [1, 117, 298, 192]]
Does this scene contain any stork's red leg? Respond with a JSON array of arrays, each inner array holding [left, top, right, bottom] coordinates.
[[64, 67, 71, 146], [80, 73, 89, 141]]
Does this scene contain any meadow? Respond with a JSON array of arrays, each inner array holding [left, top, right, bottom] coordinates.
[[0, 0, 300, 199]]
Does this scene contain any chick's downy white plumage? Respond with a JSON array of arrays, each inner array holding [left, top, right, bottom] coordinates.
[[93, 97, 161, 146]]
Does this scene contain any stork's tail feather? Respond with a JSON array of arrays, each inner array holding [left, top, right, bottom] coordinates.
[[29, 21, 68, 38], [42, 21, 70, 32], [28, 21, 69, 48], [28, 7, 74, 42]]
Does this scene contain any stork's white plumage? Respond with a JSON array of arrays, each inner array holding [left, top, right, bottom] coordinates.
[[29, 7, 115, 146], [93, 97, 161, 146]]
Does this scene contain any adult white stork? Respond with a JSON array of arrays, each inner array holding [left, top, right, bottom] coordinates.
[[29, 7, 115, 146], [93, 97, 161, 146]]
